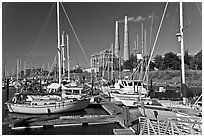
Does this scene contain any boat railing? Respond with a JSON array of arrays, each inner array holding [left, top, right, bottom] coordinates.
[[139, 116, 202, 135]]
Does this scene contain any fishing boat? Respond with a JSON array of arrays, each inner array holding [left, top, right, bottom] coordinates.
[[5, 2, 90, 114], [102, 79, 148, 96]]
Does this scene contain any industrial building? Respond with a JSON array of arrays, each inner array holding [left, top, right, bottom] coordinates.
[[90, 16, 129, 71]]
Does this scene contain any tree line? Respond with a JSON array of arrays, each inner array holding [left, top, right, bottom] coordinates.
[[123, 50, 202, 71]]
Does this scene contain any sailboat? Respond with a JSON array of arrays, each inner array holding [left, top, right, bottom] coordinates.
[[5, 2, 90, 114], [137, 2, 202, 119]]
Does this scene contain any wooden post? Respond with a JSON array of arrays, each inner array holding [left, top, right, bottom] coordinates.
[[170, 121, 174, 135], [123, 106, 130, 127], [157, 120, 160, 135], [141, 101, 146, 117]]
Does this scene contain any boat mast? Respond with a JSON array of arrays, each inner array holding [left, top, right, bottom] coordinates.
[[144, 29, 149, 91], [107, 49, 110, 81], [17, 59, 19, 84], [24, 61, 26, 78], [19, 59, 21, 79], [179, 2, 185, 85], [3, 58, 6, 79], [140, 23, 144, 80], [178, 2, 186, 104], [67, 34, 70, 81], [61, 31, 65, 78], [57, 2, 61, 85]]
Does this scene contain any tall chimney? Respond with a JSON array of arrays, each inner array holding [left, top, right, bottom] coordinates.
[[123, 16, 129, 61], [114, 21, 120, 58]]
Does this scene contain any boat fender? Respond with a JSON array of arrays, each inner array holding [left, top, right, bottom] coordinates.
[[154, 111, 158, 119], [12, 96, 17, 103], [47, 108, 51, 114]]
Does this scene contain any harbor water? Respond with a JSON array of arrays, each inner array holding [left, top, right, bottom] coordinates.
[[2, 87, 122, 135]]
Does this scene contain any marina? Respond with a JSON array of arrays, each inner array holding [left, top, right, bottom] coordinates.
[[2, 2, 202, 135], [2, 86, 202, 135]]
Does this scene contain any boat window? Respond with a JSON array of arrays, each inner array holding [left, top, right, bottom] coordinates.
[[134, 81, 141, 86], [81, 90, 86, 94], [65, 90, 72, 93], [128, 82, 133, 86], [49, 102, 56, 105], [121, 81, 124, 85], [44, 103, 47, 105], [119, 84, 124, 88], [122, 81, 127, 86], [73, 90, 79, 95], [65, 92, 71, 95]]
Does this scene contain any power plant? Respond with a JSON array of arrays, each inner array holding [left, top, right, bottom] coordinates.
[[123, 16, 130, 61], [90, 15, 130, 71]]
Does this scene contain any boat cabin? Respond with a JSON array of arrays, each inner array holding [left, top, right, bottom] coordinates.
[[115, 80, 145, 88], [113, 80, 148, 95]]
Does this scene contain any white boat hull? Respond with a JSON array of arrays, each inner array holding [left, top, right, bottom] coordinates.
[[138, 105, 188, 119], [6, 98, 90, 114], [110, 92, 145, 102], [121, 97, 152, 107], [101, 86, 120, 97]]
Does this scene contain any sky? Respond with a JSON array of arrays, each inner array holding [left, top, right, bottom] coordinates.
[[1, 1, 202, 74]]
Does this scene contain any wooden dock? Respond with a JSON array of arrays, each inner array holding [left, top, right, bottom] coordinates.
[[101, 101, 140, 134], [113, 129, 135, 135], [7, 114, 117, 129], [5, 100, 137, 135], [4, 97, 201, 135]]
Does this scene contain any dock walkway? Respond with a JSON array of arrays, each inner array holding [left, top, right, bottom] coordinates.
[[139, 116, 202, 135], [102, 101, 140, 134]]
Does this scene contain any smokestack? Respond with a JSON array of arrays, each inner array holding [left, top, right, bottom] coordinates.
[[123, 16, 130, 61], [114, 21, 120, 58]]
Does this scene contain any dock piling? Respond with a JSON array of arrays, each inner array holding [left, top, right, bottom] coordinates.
[[123, 106, 130, 127]]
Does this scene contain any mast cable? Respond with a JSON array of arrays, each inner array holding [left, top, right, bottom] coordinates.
[[26, 3, 55, 66], [60, 3, 90, 67], [47, 54, 57, 79], [196, 2, 202, 16], [143, 2, 169, 82], [149, 10, 154, 55], [70, 43, 80, 67]]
